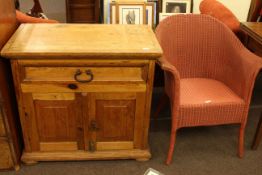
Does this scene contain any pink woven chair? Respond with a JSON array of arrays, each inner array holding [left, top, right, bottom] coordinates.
[[155, 14, 262, 165]]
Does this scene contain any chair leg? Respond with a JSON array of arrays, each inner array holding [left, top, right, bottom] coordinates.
[[252, 112, 262, 150], [166, 129, 177, 165], [238, 123, 245, 158], [153, 93, 168, 119]]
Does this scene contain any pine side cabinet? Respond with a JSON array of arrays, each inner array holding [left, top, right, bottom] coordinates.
[[1, 24, 162, 164]]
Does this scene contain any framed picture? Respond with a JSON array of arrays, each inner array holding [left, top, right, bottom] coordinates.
[[159, 13, 175, 21], [119, 5, 144, 24], [146, 3, 154, 27], [110, 2, 155, 27], [159, 12, 187, 21], [162, 0, 191, 13], [147, 0, 158, 25]]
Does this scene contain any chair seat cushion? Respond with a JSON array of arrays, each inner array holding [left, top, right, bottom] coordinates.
[[178, 78, 245, 127], [181, 78, 244, 105]]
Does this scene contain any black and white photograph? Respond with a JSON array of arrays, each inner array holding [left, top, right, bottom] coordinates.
[[162, 0, 191, 13], [110, 2, 154, 27], [120, 6, 143, 24]]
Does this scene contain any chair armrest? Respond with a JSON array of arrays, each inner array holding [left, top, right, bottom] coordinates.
[[239, 49, 262, 101], [221, 47, 262, 103], [157, 57, 181, 127], [157, 57, 180, 79]]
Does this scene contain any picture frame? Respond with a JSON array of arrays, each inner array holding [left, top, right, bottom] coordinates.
[[159, 12, 187, 21], [147, 0, 158, 26], [162, 0, 191, 13], [159, 12, 176, 21], [120, 4, 144, 25], [110, 2, 155, 27]]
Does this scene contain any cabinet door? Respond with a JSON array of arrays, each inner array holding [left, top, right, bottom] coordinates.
[[22, 93, 84, 152], [85, 92, 146, 151]]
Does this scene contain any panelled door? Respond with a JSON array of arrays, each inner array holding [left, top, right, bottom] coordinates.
[[22, 93, 84, 152], [85, 92, 146, 152]]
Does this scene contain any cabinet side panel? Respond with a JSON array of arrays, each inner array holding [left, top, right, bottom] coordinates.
[[0, 139, 14, 169], [142, 61, 155, 149], [0, 59, 22, 167], [0, 108, 6, 136]]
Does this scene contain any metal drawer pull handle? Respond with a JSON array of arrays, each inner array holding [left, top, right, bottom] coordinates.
[[74, 69, 93, 83]]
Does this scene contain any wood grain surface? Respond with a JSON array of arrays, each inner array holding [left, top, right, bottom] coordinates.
[[0, 139, 13, 169], [241, 22, 262, 45], [6, 23, 162, 163], [0, 108, 6, 137], [240, 22, 262, 57], [0, 0, 21, 170], [1, 24, 162, 59]]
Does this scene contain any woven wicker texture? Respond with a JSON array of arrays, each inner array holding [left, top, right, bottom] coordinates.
[[155, 14, 262, 165]]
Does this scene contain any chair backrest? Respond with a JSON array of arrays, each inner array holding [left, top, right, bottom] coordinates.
[[155, 14, 244, 79]]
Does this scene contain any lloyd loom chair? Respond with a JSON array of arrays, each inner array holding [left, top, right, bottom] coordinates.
[[155, 14, 262, 165]]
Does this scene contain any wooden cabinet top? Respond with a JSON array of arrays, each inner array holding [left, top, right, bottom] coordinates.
[[1, 24, 162, 60], [240, 22, 262, 45]]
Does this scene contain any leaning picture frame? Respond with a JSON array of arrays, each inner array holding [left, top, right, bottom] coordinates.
[[110, 2, 155, 27], [159, 12, 187, 21], [162, 0, 191, 13], [119, 4, 144, 24], [159, 12, 176, 21]]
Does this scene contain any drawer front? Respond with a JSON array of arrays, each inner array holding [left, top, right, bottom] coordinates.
[[0, 139, 13, 170], [0, 108, 6, 137], [23, 67, 146, 83]]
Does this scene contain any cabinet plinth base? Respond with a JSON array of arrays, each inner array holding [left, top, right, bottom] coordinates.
[[21, 149, 151, 164], [14, 165, 21, 171], [136, 158, 150, 162], [22, 160, 38, 165]]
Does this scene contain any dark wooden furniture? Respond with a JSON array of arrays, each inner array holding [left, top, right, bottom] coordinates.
[[1, 24, 162, 164], [240, 22, 262, 150], [0, 0, 22, 170], [66, 0, 101, 23], [240, 22, 262, 57]]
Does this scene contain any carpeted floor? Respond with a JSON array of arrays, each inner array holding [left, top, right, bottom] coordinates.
[[1, 88, 262, 175]]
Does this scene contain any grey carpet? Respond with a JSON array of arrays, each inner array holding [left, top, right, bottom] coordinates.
[[1, 88, 262, 175]]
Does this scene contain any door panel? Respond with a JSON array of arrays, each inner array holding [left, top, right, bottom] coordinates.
[[87, 92, 145, 151], [96, 99, 135, 141], [23, 93, 84, 151], [34, 100, 78, 142]]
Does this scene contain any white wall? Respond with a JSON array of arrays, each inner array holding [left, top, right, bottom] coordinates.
[[193, 0, 252, 22], [20, 0, 66, 22]]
